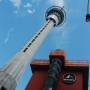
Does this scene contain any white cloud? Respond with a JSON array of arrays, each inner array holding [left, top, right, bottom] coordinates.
[[4, 28, 14, 44], [24, 2, 35, 15], [13, 2, 35, 15], [27, 9, 35, 14], [9, 0, 21, 8], [49, 0, 64, 7], [24, 3, 32, 8], [13, 10, 18, 14], [31, 0, 42, 5]]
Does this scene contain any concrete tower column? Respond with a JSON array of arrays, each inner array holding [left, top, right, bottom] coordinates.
[[0, 5, 65, 90]]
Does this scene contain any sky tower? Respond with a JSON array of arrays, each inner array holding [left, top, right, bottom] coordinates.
[[0, 5, 65, 90]]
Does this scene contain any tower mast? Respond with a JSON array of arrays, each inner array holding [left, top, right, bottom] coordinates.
[[0, 5, 65, 90]]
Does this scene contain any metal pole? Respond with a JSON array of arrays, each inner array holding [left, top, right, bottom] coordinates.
[[43, 58, 63, 90]]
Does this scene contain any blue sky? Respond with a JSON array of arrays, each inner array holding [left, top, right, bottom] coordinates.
[[0, 0, 90, 90]]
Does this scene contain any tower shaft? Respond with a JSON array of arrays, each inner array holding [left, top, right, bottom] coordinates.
[[0, 6, 65, 90], [4, 20, 54, 81]]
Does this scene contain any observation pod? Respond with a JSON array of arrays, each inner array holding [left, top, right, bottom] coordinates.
[[45, 6, 66, 26]]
